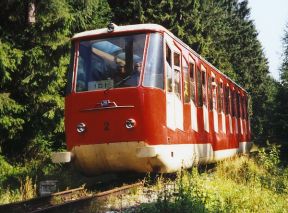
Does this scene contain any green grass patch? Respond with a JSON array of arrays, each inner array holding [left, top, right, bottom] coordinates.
[[137, 145, 288, 212]]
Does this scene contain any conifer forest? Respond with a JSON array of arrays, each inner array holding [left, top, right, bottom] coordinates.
[[0, 0, 288, 210]]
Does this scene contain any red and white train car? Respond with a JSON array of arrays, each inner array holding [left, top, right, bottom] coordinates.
[[52, 24, 252, 175]]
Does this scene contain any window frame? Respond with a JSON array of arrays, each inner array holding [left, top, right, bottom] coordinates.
[[189, 56, 196, 104], [201, 65, 207, 107], [183, 56, 190, 103], [143, 32, 165, 90], [217, 80, 223, 113], [173, 49, 182, 100], [196, 67, 203, 107], [165, 41, 173, 93], [211, 75, 217, 111], [225, 84, 230, 115], [208, 74, 213, 111]]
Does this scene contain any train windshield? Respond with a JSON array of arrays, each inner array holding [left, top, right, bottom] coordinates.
[[76, 34, 146, 92]]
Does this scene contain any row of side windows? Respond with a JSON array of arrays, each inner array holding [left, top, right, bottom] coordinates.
[[165, 42, 248, 121], [182, 59, 248, 120]]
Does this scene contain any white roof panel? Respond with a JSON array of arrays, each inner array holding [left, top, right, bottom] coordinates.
[[72, 24, 168, 40]]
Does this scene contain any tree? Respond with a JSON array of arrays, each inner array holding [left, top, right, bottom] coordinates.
[[0, 0, 111, 161], [275, 23, 288, 140], [223, 0, 270, 140]]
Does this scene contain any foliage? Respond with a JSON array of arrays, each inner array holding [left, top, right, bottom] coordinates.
[[19, 176, 37, 201], [0, 0, 111, 160], [136, 147, 288, 212], [0, 188, 22, 205], [0, 1, 111, 203], [257, 144, 280, 172], [274, 23, 288, 141], [0, 153, 82, 204], [0, 175, 35, 204]]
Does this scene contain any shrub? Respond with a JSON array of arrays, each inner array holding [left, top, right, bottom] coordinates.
[[257, 144, 280, 172]]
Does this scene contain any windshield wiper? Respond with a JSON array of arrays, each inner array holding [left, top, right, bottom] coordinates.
[[104, 74, 132, 93]]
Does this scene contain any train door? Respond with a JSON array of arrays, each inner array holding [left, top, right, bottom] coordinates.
[[189, 57, 198, 131], [165, 37, 183, 130], [201, 65, 209, 132]]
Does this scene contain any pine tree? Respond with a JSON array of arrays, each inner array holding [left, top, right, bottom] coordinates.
[[276, 23, 288, 140], [0, 0, 111, 160], [223, 0, 270, 140]]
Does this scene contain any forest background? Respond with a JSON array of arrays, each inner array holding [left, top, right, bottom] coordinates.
[[0, 0, 288, 203]]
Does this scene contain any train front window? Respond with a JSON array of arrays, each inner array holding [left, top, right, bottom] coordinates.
[[76, 34, 146, 92]]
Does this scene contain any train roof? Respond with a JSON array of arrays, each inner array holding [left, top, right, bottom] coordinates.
[[72, 24, 167, 39], [72, 24, 247, 93]]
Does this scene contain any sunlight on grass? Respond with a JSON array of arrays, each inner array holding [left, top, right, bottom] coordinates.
[[137, 145, 288, 212]]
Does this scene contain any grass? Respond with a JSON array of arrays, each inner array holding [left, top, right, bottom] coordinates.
[[136, 144, 288, 212], [0, 154, 88, 204]]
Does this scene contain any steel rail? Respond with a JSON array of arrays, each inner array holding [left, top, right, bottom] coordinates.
[[0, 187, 85, 213], [0, 182, 143, 213], [31, 182, 143, 213]]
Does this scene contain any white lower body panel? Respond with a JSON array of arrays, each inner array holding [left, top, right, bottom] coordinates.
[[66, 141, 253, 175]]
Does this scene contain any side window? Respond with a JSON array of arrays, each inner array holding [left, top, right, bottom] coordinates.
[[143, 33, 164, 89], [174, 52, 180, 66], [242, 95, 246, 120], [173, 52, 182, 100], [197, 68, 203, 106], [237, 93, 241, 119], [189, 59, 196, 103], [221, 83, 225, 113], [244, 96, 248, 120], [232, 89, 236, 117], [229, 88, 232, 116], [233, 89, 239, 118], [225, 85, 230, 115], [166, 43, 172, 66], [217, 81, 224, 113], [208, 74, 213, 110], [212, 77, 217, 111], [201, 68, 207, 106], [165, 43, 173, 92], [183, 57, 190, 103]]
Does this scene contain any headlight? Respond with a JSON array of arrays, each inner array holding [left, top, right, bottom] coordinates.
[[76, 123, 86, 133], [125, 119, 136, 129]]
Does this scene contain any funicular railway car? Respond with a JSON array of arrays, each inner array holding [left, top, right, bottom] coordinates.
[[52, 24, 252, 175]]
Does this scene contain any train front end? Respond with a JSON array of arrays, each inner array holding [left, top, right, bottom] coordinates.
[[55, 24, 167, 175]]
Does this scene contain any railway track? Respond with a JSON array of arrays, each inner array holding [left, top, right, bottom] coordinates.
[[0, 182, 143, 213]]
